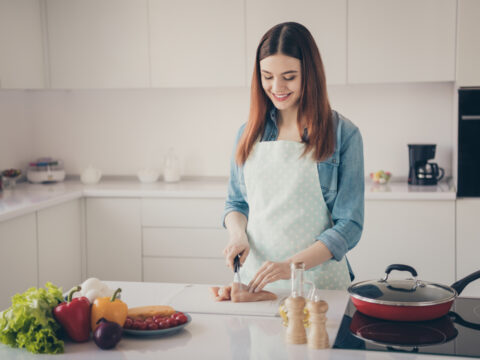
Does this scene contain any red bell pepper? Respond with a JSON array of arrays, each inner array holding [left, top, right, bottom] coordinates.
[[53, 286, 91, 342]]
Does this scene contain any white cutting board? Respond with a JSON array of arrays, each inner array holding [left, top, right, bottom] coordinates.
[[167, 284, 290, 317]]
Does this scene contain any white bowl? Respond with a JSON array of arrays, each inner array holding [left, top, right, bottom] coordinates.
[[137, 169, 160, 183]]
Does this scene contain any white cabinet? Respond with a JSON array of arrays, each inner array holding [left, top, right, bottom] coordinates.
[[348, 200, 455, 285], [456, 199, 480, 297], [456, 0, 480, 86], [142, 198, 231, 284], [348, 0, 456, 83], [37, 199, 83, 292], [0, 0, 45, 89], [86, 198, 142, 281], [46, 0, 149, 89], [148, 0, 245, 87], [246, 0, 347, 85], [0, 213, 37, 310]]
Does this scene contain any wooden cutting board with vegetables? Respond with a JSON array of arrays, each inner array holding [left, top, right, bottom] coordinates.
[[0, 278, 190, 354]]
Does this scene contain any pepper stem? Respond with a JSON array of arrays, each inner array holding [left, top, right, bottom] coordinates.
[[110, 288, 122, 302], [67, 286, 81, 302]]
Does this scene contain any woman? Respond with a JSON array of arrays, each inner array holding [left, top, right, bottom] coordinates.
[[223, 22, 364, 293]]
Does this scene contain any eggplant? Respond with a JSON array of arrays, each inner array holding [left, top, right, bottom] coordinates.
[[93, 318, 122, 350]]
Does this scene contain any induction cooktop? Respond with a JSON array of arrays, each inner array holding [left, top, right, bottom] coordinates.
[[333, 298, 480, 358]]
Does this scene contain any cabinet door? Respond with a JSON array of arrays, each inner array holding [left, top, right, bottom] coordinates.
[[0, 214, 37, 309], [47, 0, 149, 89], [348, 0, 456, 83], [456, 199, 480, 297], [149, 0, 245, 87], [0, 0, 44, 89], [246, 0, 347, 85], [37, 199, 82, 291], [348, 200, 455, 284], [456, 0, 480, 86], [86, 198, 142, 281]]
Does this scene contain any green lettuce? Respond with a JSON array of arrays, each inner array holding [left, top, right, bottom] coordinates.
[[0, 282, 64, 354]]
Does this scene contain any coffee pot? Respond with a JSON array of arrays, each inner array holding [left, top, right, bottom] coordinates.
[[408, 144, 444, 185]]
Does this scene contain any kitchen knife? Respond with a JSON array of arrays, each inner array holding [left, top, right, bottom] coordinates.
[[233, 254, 241, 283]]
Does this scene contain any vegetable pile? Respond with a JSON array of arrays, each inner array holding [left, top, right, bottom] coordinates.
[[0, 283, 64, 354]]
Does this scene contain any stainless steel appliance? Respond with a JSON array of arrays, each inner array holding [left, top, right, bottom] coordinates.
[[458, 87, 480, 197], [408, 144, 444, 185]]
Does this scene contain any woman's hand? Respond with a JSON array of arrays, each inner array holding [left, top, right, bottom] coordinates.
[[223, 233, 250, 271], [248, 261, 290, 293]]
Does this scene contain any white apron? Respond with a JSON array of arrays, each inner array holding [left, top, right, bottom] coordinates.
[[241, 140, 351, 291]]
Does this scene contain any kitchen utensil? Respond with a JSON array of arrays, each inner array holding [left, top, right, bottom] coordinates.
[[233, 255, 241, 283], [348, 264, 480, 321]]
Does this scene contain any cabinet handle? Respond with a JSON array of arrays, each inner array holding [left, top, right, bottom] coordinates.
[[461, 115, 480, 121]]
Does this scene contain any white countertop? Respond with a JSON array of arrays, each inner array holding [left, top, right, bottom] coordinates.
[[0, 178, 456, 222], [0, 281, 468, 360]]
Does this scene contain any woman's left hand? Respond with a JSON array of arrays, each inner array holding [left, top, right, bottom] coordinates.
[[248, 261, 290, 293]]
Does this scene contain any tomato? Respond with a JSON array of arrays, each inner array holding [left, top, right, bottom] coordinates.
[[174, 314, 188, 324], [153, 315, 164, 321], [147, 322, 159, 330], [157, 320, 169, 329], [166, 317, 178, 327], [124, 318, 133, 329], [145, 317, 154, 324], [132, 320, 143, 330], [137, 321, 148, 331]]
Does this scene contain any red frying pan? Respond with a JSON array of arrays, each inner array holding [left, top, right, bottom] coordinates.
[[348, 264, 480, 322]]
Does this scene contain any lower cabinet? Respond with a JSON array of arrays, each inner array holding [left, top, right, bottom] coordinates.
[[0, 213, 37, 310], [348, 200, 455, 285], [37, 199, 83, 292], [456, 199, 480, 297], [86, 198, 142, 281], [142, 227, 231, 284], [141, 198, 231, 284]]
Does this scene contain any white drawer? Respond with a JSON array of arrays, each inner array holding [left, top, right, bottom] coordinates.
[[143, 228, 227, 258], [142, 198, 225, 228], [143, 257, 231, 285]]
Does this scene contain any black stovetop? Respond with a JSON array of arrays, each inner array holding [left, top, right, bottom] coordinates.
[[333, 298, 480, 358]]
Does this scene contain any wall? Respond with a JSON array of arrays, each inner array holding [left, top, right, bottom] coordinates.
[[1, 81, 454, 178], [0, 91, 33, 171]]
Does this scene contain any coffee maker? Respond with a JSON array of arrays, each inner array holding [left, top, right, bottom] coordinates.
[[408, 144, 444, 185]]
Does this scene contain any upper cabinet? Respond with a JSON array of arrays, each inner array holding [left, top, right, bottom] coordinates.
[[149, 0, 245, 87], [46, 0, 150, 89], [246, 0, 347, 85], [0, 0, 45, 89], [456, 0, 480, 87], [348, 0, 456, 84]]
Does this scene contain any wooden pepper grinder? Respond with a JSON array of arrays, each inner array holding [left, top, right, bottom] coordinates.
[[285, 295, 307, 344], [306, 300, 329, 349], [285, 262, 307, 344]]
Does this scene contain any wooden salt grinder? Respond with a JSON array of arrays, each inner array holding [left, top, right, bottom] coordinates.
[[307, 300, 329, 349], [285, 296, 307, 344]]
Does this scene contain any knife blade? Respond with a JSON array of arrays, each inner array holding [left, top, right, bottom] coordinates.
[[233, 254, 241, 283]]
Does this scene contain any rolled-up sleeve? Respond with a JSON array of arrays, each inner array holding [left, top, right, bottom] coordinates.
[[223, 124, 249, 227], [317, 127, 364, 261]]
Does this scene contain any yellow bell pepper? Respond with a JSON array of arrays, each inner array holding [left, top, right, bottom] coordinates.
[[91, 288, 128, 331]]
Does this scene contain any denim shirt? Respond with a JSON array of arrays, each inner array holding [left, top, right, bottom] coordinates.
[[224, 108, 364, 276]]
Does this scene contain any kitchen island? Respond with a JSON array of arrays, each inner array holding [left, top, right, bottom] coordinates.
[[0, 281, 472, 360]]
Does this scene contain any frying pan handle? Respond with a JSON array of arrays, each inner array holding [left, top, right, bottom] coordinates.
[[384, 264, 418, 279], [451, 270, 480, 295], [449, 311, 480, 331]]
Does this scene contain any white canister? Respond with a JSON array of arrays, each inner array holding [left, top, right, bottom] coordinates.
[[163, 148, 181, 182]]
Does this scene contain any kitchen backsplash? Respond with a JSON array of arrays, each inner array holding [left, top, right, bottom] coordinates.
[[0, 82, 454, 178]]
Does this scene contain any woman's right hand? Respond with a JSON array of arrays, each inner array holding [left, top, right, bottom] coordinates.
[[223, 233, 250, 271]]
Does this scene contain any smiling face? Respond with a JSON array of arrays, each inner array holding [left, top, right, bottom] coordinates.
[[259, 54, 302, 112]]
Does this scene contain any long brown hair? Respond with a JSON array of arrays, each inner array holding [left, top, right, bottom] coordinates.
[[236, 22, 334, 164]]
